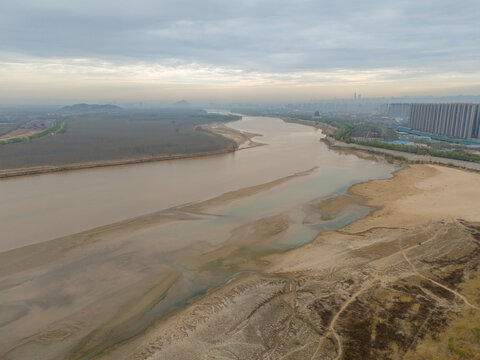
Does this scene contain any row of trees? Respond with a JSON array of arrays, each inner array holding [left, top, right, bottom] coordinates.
[[354, 139, 480, 163], [331, 123, 397, 142]]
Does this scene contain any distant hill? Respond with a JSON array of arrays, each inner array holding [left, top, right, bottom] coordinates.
[[174, 100, 191, 107], [59, 103, 123, 114]]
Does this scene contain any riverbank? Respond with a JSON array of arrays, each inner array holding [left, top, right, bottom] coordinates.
[[0, 153, 394, 360], [0, 122, 257, 179], [282, 117, 336, 136], [3, 115, 478, 359], [197, 122, 264, 150], [101, 164, 480, 360], [325, 136, 480, 172], [283, 117, 480, 172]]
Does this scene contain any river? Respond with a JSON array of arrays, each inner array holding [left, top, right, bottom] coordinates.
[[0, 116, 394, 359]]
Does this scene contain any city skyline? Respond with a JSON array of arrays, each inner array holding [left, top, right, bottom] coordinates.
[[1, 0, 480, 103]]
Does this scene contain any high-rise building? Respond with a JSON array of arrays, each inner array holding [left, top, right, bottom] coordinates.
[[381, 103, 410, 118], [380, 103, 410, 119], [408, 103, 480, 139], [354, 92, 357, 101]]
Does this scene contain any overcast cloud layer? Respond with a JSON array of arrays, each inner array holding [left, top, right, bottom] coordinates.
[[0, 0, 479, 101]]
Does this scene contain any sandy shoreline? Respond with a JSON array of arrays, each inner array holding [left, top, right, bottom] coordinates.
[[2, 119, 479, 359], [99, 164, 480, 360], [0, 121, 256, 179], [197, 122, 264, 150], [0, 166, 326, 360]]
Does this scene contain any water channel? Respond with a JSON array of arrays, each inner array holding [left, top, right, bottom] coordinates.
[[0, 116, 395, 359]]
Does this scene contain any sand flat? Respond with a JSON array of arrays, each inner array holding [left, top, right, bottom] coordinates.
[[101, 164, 480, 360], [0, 154, 394, 360]]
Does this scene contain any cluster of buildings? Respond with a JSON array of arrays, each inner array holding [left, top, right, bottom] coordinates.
[[408, 103, 480, 139]]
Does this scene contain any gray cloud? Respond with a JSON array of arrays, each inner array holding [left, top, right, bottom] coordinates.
[[0, 0, 479, 74]]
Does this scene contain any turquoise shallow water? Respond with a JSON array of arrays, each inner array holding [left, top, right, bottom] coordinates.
[[0, 116, 395, 360], [79, 161, 393, 359]]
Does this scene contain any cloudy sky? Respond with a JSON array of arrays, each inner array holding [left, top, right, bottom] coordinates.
[[1, 0, 479, 102]]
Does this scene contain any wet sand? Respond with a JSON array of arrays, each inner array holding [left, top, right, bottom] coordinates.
[[197, 122, 264, 150], [302, 193, 367, 224], [100, 164, 480, 360], [180, 167, 316, 215], [0, 156, 394, 360], [0, 116, 343, 252], [4, 116, 478, 359]]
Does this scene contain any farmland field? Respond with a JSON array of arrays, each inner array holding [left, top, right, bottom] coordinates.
[[0, 108, 240, 170]]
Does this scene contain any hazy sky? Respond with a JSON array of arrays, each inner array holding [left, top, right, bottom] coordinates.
[[1, 0, 479, 102]]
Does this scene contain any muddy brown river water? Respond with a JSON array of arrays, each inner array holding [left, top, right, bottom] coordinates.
[[0, 116, 395, 359]]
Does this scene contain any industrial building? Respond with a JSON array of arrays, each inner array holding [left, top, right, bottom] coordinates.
[[409, 103, 480, 139]]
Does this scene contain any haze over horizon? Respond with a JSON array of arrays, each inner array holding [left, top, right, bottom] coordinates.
[[1, 0, 479, 103]]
